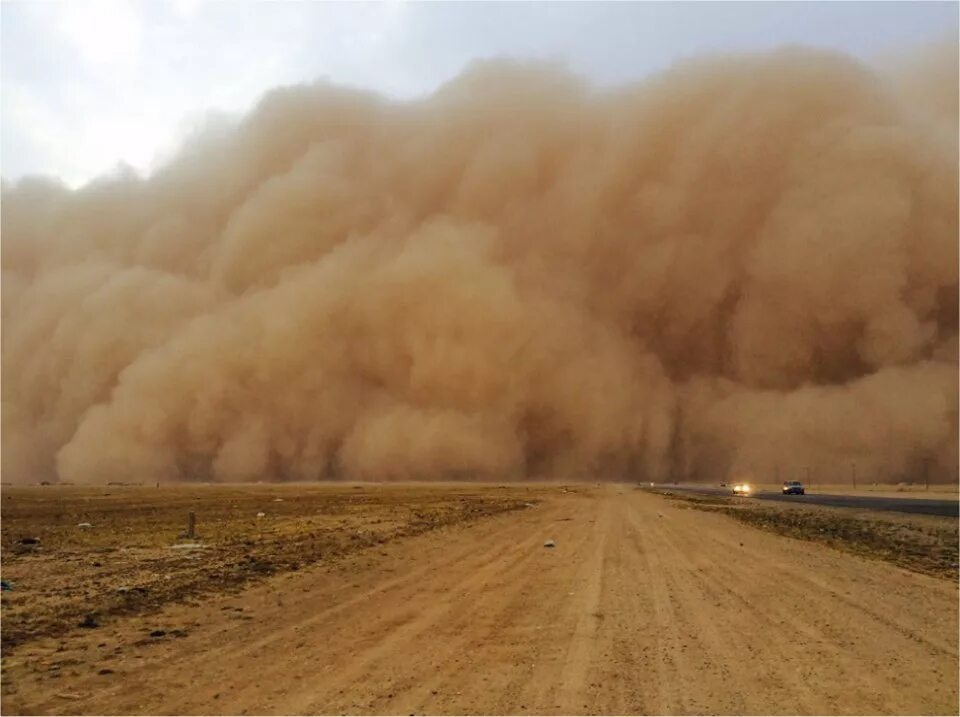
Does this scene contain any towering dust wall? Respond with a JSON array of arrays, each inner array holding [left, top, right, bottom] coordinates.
[[2, 45, 957, 484]]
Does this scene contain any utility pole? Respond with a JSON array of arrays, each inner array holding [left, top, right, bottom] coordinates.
[[923, 457, 930, 491], [851, 462, 857, 490]]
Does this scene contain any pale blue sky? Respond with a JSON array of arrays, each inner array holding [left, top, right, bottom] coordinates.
[[2, 1, 957, 187]]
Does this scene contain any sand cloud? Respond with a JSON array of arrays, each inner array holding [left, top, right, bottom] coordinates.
[[2, 43, 957, 484]]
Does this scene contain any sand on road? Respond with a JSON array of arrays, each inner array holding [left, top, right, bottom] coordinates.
[[2, 485, 956, 715]]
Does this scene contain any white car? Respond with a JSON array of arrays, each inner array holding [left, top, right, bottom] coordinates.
[[732, 483, 752, 496]]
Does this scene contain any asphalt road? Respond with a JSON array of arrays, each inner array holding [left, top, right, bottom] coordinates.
[[650, 484, 959, 517]]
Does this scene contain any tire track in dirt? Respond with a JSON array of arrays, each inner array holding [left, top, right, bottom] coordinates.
[[679, 503, 957, 657], [593, 511, 656, 715], [553, 494, 612, 711], [410, 522, 600, 715], [626, 502, 779, 715], [172, 504, 581, 715], [668, 504, 957, 712], [642, 493, 957, 715], [293, 513, 588, 715]]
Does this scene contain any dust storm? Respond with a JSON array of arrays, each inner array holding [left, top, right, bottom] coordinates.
[[2, 43, 957, 485]]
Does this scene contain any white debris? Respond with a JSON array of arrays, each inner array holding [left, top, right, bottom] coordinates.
[[543, 539, 556, 548], [256, 511, 266, 518], [170, 542, 207, 551], [77, 522, 93, 529]]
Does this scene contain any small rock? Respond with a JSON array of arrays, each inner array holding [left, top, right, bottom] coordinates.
[[543, 539, 556, 548], [77, 523, 93, 529], [18, 536, 40, 545], [149, 630, 166, 638], [273, 498, 284, 502], [79, 615, 99, 629], [97, 668, 114, 675], [256, 512, 266, 518]]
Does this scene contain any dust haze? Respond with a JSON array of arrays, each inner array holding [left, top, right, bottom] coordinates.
[[2, 43, 957, 485]]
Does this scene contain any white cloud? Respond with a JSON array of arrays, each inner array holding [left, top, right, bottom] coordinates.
[[55, 0, 143, 71], [2, 1, 956, 188], [171, 0, 204, 21]]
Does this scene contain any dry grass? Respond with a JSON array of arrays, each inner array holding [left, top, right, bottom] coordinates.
[[0, 483, 538, 651], [658, 489, 958, 580]]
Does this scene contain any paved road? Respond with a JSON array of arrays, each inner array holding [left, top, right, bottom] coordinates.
[[651, 484, 959, 517]]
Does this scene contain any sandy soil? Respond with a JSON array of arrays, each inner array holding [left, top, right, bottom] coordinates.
[[656, 490, 958, 579], [2, 484, 957, 715], [0, 483, 533, 650]]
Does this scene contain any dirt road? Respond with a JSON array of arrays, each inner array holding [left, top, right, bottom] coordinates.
[[3, 485, 956, 715]]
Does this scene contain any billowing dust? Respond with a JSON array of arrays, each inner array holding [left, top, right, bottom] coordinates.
[[2, 43, 957, 484]]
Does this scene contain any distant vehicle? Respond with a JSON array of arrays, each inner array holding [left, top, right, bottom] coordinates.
[[732, 483, 752, 496], [719, 482, 727, 487], [782, 480, 805, 495]]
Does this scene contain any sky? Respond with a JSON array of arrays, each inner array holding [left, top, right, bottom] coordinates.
[[2, 1, 957, 188]]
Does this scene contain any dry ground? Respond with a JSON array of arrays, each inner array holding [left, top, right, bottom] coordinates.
[[654, 489, 959, 579], [0, 483, 535, 649], [1, 483, 957, 715]]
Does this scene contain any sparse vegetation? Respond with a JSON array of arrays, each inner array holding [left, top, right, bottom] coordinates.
[[658, 489, 958, 580], [0, 484, 535, 650]]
